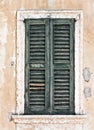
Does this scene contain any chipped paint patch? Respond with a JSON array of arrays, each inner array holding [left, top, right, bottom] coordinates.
[[83, 68, 91, 82], [0, 13, 7, 67], [0, 13, 8, 45], [0, 0, 14, 5], [84, 87, 91, 98], [0, 46, 6, 69], [0, 12, 8, 86], [48, 0, 55, 6], [0, 46, 5, 87], [0, 12, 7, 69], [0, 69, 5, 88]]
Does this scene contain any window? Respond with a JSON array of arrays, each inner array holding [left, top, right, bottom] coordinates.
[[25, 19, 75, 115], [16, 10, 84, 115]]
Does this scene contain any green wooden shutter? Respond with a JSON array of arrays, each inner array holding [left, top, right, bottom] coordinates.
[[51, 19, 75, 114], [25, 18, 75, 115], [25, 19, 50, 114]]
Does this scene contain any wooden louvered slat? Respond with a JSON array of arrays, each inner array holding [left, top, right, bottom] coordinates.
[[30, 45, 45, 48], [29, 41, 45, 44], [54, 46, 70, 49], [29, 49, 45, 52]]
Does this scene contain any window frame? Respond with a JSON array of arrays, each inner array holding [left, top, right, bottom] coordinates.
[[16, 10, 84, 115]]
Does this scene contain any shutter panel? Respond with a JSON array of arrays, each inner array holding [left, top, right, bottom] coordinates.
[[25, 19, 50, 114], [25, 18, 75, 115], [52, 19, 75, 114]]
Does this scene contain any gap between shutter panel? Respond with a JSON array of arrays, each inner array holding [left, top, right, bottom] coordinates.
[[69, 19, 75, 114], [49, 19, 54, 114]]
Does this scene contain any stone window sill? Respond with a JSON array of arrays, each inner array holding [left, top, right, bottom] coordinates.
[[12, 115, 87, 124]]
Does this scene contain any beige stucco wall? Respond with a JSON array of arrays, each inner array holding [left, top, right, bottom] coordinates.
[[0, 0, 94, 130]]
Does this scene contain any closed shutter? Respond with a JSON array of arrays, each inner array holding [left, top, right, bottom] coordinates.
[[52, 19, 75, 114], [25, 19, 75, 115], [25, 19, 50, 114]]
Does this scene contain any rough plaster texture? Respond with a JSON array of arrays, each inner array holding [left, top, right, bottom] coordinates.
[[0, 0, 94, 130]]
